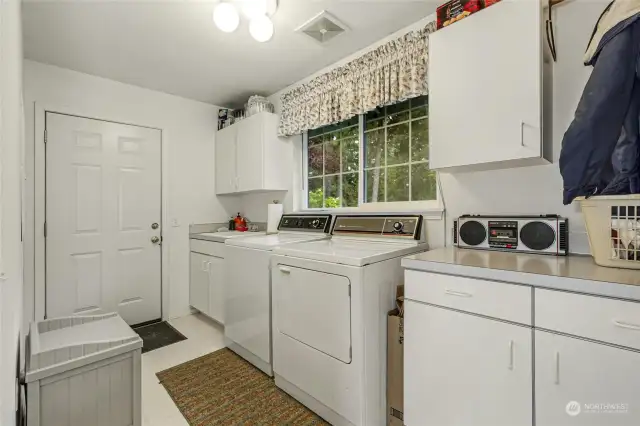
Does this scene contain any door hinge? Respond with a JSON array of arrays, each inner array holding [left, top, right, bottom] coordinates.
[[349, 346, 352, 359], [348, 284, 351, 297], [44, 222, 47, 238], [44, 130, 47, 144]]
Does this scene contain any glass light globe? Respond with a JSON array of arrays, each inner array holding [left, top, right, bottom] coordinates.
[[249, 14, 274, 42], [213, 2, 240, 33]]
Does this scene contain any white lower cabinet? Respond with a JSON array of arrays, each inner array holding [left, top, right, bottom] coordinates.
[[190, 252, 210, 315], [404, 301, 533, 426], [535, 330, 640, 426], [189, 251, 224, 324], [207, 256, 225, 324]]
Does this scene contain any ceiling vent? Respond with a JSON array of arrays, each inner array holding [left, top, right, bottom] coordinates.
[[295, 10, 349, 44]]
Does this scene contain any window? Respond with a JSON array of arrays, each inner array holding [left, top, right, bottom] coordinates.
[[304, 95, 436, 209], [306, 116, 360, 208]]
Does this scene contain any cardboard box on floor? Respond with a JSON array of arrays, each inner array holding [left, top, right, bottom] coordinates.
[[387, 284, 404, 426]]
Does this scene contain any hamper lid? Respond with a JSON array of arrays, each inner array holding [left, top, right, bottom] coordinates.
[[26, 313, 142, 382]]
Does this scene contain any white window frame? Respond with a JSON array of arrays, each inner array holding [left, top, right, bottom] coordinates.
[[301, 113, 443, 215]]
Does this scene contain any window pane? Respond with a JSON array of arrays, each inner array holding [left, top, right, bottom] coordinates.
[[365, 129, 385, 168], [386, 99, 411, 125], [387, 123, 410, 166], [411, 118, 429, 163], [411, 96, 428, 107], [387, 165, 410, 202], [412, 163, 437, 201], [308, 144, 323, 177], [308, 178, 323, 208], [325, 175, 340, 208], [365, 168, 385, 203], [342, 173, 359, 207], [412, 106, 427, 119], [325, 141, 340, 175], [342, 137, 359, 173], [339, 125, 358, 140], [366, 108, 384, 130], [309, 135, 323, 145], [308, 127, 324, 139]]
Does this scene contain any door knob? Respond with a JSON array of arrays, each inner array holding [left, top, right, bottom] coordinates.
[[151, 236, 161, 245], [151, 223, 159, 230]]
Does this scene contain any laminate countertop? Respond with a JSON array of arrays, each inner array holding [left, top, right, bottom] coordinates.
[[402, 247, 640, 301]]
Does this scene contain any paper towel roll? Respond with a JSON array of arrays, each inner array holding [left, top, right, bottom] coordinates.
[[267, 203, 284, 234]]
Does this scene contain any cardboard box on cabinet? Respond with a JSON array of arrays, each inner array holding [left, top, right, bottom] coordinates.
[[387, 285, 405, 426]]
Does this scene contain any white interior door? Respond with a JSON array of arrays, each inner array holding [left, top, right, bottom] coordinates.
[[45, 112, 162, 325]]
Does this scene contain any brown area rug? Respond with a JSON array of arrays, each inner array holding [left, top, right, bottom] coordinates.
[[156, 348, 331, 426]]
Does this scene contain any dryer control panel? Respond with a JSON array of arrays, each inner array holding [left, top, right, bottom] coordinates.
[[278, 215, 332, 233], [331, 215, 423, 240]]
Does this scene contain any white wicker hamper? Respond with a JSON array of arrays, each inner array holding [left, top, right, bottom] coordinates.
[[579, 194, 640, 270], [25, 313, 143, 426]]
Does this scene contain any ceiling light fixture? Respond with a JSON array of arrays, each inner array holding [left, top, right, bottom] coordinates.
[[213, 2, 240, 33], [213, 0, 277, 42], [249, 14, 274, 42]]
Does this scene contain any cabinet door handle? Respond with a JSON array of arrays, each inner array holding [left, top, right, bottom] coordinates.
[[278, 266, 291, 274], [554, 351, 560, 385], [612, 320, 640, 331], [444, 289, 473, 298], [202, 260, 210, 271], [520, 121, 526, 147], [508, 340, 514, 371]]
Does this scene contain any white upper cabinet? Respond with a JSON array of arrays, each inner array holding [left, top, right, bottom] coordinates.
[[216, 124, 237, 194], [429, 0, 552, 172], [215, 112, 291, 195]]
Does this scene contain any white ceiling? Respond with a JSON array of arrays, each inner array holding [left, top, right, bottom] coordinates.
[[23, 1, 435, 108]]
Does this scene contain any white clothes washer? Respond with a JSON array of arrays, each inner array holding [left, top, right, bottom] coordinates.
[[224, 214, 333, 376], [270, 214, 428, 426]]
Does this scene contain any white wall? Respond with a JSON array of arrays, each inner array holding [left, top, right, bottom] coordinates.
[[0, 0, 25, 424], [259, 1, 606, 253], [23, 60, 241, 326]]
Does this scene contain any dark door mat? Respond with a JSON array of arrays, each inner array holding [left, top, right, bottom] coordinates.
[[133, 321, 187, 354]]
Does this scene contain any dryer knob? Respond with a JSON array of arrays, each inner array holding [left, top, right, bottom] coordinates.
[[393, 221, 404, 232]]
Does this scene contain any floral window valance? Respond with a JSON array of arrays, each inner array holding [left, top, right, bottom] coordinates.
[[278, 21, 436, 137]]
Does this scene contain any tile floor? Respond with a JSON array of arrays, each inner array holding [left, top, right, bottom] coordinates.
[[141, 313, 226, 426]]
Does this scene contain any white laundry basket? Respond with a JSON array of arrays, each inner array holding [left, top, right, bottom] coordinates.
[[25, 312, 143, 426], [579, 194, 640, 269]]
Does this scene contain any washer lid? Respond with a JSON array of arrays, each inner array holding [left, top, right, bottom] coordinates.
[[193, 231, 265, 243], [226, 233, 330, 250], [274, 239, 428, 266]]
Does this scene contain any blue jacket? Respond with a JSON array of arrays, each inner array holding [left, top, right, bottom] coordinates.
[[559, 10, 640, 205]]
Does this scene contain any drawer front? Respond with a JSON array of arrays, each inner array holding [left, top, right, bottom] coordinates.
[[405, 270, 532, 325], [190, 239, 225, 258], [536, 289, 640, 350]]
